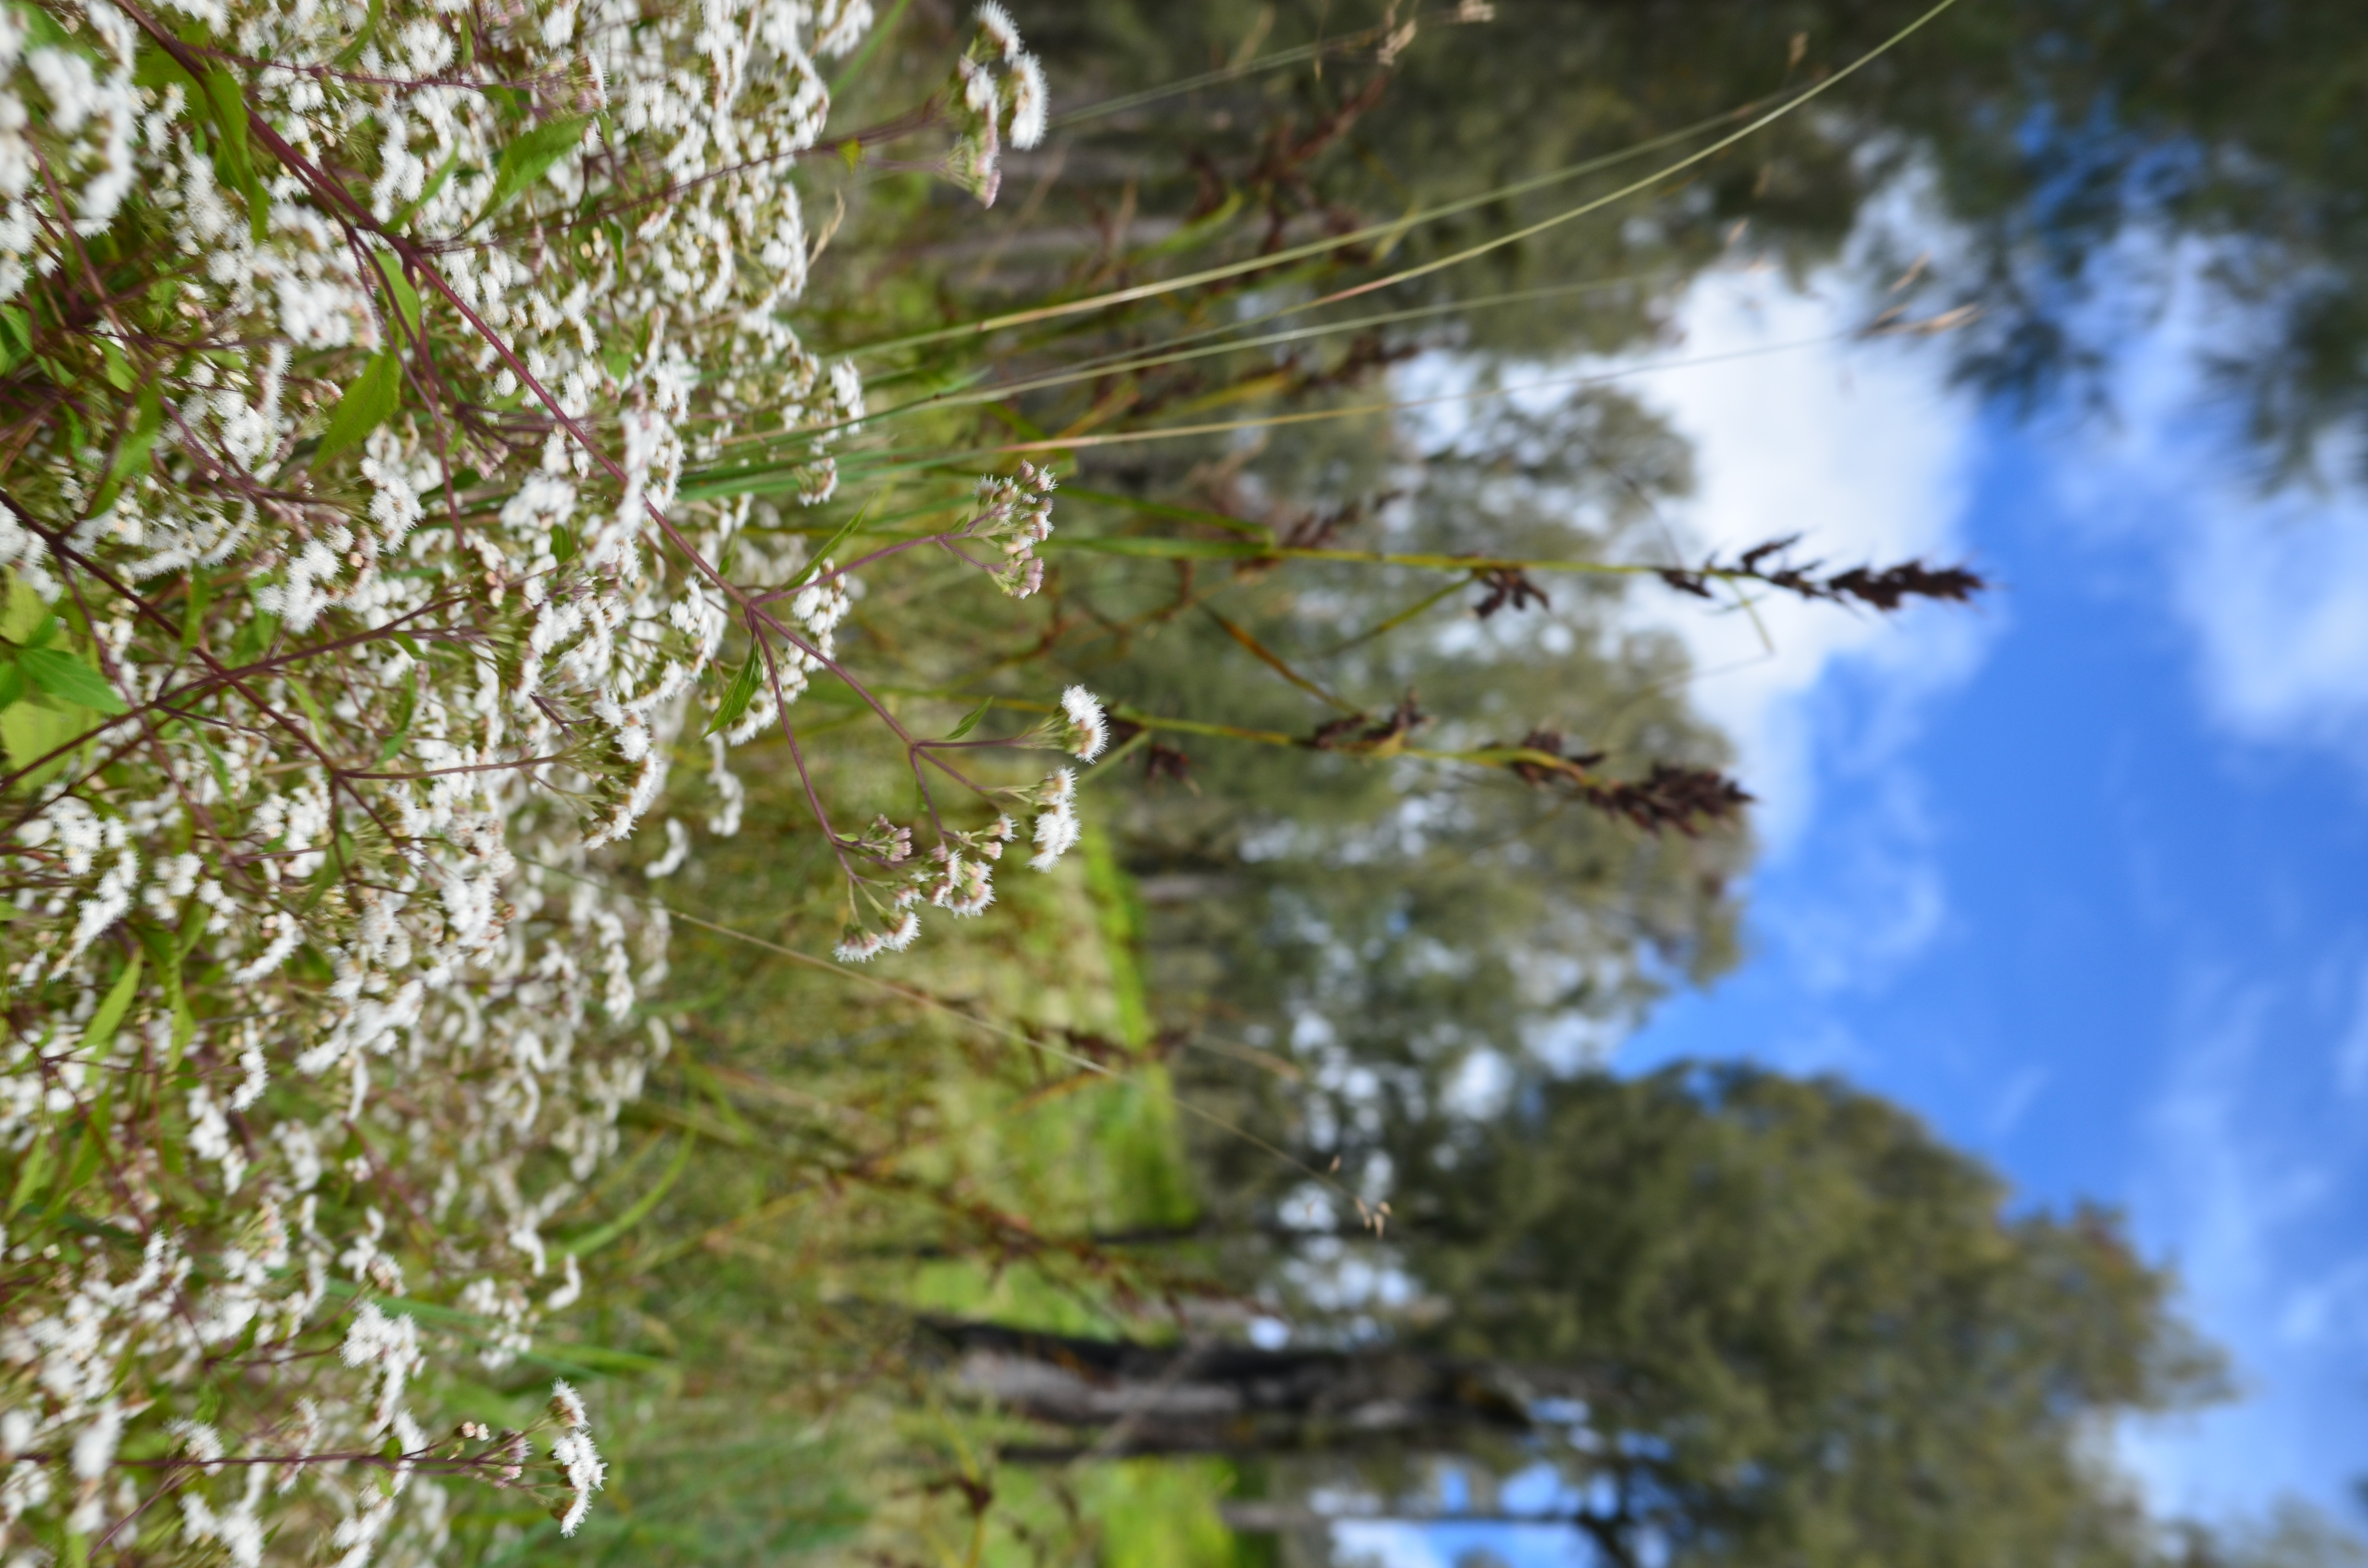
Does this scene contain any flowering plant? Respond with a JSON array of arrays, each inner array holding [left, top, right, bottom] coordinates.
[[0, 0, 1076, 1556]]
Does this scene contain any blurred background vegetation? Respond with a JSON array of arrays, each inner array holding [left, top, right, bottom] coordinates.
[[444, 1, 2368, 1565]]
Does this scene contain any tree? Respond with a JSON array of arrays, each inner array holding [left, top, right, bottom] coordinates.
[[1017, 0, 2368, 479], [946, 1064, 2226, 1568]]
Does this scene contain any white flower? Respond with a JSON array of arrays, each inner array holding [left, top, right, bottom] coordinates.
[[70, 1403, 123, 1482], [1029, 802, 1080, 871], [1060, 686, 1108, 760], [549, 1379, 589, 1429], [645, 817, 691, 879], [551, 1428, 605, 1535], [974, 0, 1022, 61], [1009, 54, 1048, 149]]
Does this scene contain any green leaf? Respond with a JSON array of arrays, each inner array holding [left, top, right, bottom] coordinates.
[[0, 570, 44, 642], [284, 674, 328, 737], [136, 924, 193, 1078], [12, 2, 76, 53], [229, 610, 280, 667], [944, 697, 993, 741], [315, 351, 402, 461], [559, 1130, 693, 1258], [18, 648, 127, 715], [7, 1124, 52, 1213], [0, 305, 28, 374], [97, 336, 134, 392], [331, 0, 382, 65], [191, 729, 232, 806], [477, 114, 590, 222], [388, 148, 457, 230], [46, 1093, 111, 1220], [780, 496, 875, 593], [1, 700, 89, 789], [1042, 534, 1269, 561], [132, 38, 194, 93], [198, 66, 273, 243], [90, 381, 162, 517], [369, 250, 421, 342], [0, 661, 23, 710], [702, 646, 763, 738], [374, 668, 416, 765], [179, 568, 210, 656], [84, 951, 143, 1053]]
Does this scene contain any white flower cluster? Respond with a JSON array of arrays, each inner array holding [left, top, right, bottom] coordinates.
[[0, 0, 1081, 1557], [943, 2, 1049, 206], [830, 685, 1105, 963], [963, 460, 1058, 599]]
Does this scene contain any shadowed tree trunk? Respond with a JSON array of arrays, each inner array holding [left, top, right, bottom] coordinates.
[[925, 1319, 1554, 1460]]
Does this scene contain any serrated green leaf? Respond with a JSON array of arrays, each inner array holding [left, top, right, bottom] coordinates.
[[0, 661, 23, 710], [315, 351, 402, 461], [84, 952, 143, 1053], [19, 648, 126, 715], [945, 697, 993, 741], [702, 646, 764, 738], [478, 114, 590, 222]]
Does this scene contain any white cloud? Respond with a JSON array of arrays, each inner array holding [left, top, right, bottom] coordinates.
[[1764, 769, 1951, 994], [2123, 969, 2368, 1519], [1624, 266, 1992, 853], [2043, 243, 2368, 769]]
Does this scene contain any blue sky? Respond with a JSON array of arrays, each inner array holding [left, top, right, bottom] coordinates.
[[1348, 255, 2368, 1566], [1621, 265, 2368, 1522]]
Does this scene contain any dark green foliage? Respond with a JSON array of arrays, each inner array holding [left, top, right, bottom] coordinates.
[[1018, 0, 2368, 479], [1387, 1063, 2226, 1567]]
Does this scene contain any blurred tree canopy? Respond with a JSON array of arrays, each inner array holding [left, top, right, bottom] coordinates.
[[956, 1063, 2225, 1568], [1005, 0, 2368, 478]]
